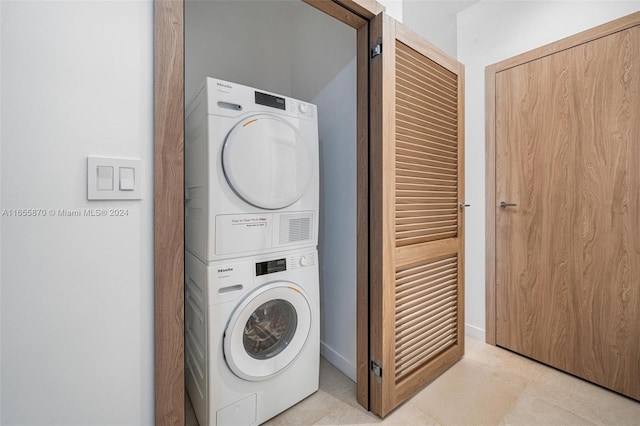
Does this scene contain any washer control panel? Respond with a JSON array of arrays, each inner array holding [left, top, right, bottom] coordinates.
[[255, 257, 287, 276], [287, 250, 317, 270]]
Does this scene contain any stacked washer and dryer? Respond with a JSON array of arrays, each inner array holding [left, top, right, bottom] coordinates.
[[185, 78, 320, 426]]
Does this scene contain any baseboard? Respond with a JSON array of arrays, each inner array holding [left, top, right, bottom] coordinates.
[[320, 341, 356, 382], [465, 323, 485, 342]]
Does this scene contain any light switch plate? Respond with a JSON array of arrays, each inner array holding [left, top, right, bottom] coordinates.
[[88, 156, 142, 200]]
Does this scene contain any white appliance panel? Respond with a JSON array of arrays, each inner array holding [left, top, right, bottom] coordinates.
[[185, 78, 319, 262], [184, 248, 320, 426]]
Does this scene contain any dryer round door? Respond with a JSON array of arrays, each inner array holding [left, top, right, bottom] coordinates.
[[222, 114, 313, 210], [223, 282, 312, 381]]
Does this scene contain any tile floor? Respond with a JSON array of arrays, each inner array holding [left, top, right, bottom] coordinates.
[[186, 337, 640, 425]]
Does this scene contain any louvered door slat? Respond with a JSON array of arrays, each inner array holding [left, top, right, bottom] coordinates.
[[397, 142, 457, 163], [369, 14, 464, 416], [396, 97, 457, 130], [396, 91, 457, 127], [397, 143, 457, 164], [397, 56, 458, 93], [396, 123, 457, 151], [396, 76, 457, 112], [396, 258, 456, 286], [396, 46, 457, 87], [397, 113, 457, 142], [395, 304, 457, 344], [393, 37, 461, 382], [396, 181, 457, 192], [396, 62, 457, 99]]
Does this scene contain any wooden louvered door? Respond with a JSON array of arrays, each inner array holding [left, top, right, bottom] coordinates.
[[368, 13, 465, 417]]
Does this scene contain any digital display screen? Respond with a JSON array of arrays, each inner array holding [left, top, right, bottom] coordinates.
[[255, 91, 286, 110], [256, 258, 287, 276]]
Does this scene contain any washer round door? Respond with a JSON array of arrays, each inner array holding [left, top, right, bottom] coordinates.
[[223, 282, 312, 381], [222, 114, 313, 210]]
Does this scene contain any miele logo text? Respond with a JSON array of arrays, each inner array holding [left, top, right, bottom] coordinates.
[[218, 267, 233, 273], [217, 82, 232, 89]]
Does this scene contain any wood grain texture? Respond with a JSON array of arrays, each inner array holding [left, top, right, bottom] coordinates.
[[492, 11, 640, 73], [395, 22, 461, 75], [369, 14, 464, 418], [342, 0, 385, 18], [154, 0, 185, 425], [494, 24, 640, 401], [455, 65, 465, 361], [368, 11, 397, 417], [395, 238, 457, 268], [303, 0, 367, 28], [394, 255, 458, 381], [395, 41, 458, 248], [485, 65, 497, 346], [304, 0, 384, 23], [391, 37, 463, 403]]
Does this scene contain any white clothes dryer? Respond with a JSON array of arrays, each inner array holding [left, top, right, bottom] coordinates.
[[185, 78, 319, 263], [185, 248, 320, 426]]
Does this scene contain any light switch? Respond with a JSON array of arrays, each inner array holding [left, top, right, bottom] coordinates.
[[88, 156, 142, 200], [119, 167, 135, 191], [97, 166, 114, 191]]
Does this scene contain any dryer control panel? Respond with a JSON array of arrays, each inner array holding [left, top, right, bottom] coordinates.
[[202, 77, 317, 120]]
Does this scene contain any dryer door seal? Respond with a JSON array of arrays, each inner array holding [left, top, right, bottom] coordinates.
[[222, 114, 313, 210], [223, 282, 312, 381]]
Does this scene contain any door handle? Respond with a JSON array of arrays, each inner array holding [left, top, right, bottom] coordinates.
[[499, 201, 518, 208], [459, 203, 471, 209]]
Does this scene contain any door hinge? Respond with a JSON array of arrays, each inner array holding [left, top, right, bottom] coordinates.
[[370, 359, 382, 383], [371, 40, 382, 59]]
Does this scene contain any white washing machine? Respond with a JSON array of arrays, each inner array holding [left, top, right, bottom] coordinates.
[[185, 247, 320, 426], [185, 78, 319, 263]]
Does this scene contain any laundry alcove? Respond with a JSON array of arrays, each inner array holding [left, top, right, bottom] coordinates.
[[184, 0, 360, 382], [154, 1, 466, 423]]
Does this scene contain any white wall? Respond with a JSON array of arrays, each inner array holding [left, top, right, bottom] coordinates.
[[313, 57, 357, 381], [379, 0, 404, 22], [458, 0, 640, 341], [403, 1, 477, 58], [1, 1, 154, 424], [185, 0, 296, 102]]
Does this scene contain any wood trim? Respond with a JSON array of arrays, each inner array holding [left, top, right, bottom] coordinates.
[[342, 0, 385, 19], [303, 0, 367, 28], [395, 22, 461, 75], [303, 0, 384, 27], [484, 12, 640, 347], [379, 13, 398, 417], [395, 238, 458, 268], [395, 344, 462, 401], [154, 0, 185, 425], [489, 11, 640, 72], [355, 21, 370, 410], [456, 64, 466, 355], [368, 11, 397, 417], [485, 64, 496, 346]]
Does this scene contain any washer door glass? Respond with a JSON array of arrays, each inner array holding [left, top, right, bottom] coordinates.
[[243, 299, 297, 360], [222, 114, 313, 210], [224, 282, 312, 381]]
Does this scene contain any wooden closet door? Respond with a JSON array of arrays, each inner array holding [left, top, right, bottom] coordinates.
[[495, 25, 640, 401], [368, 12, 465, 417]]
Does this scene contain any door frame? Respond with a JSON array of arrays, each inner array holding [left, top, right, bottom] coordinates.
[[154, 0, 384, 423], [484, 11, 640, 346]]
